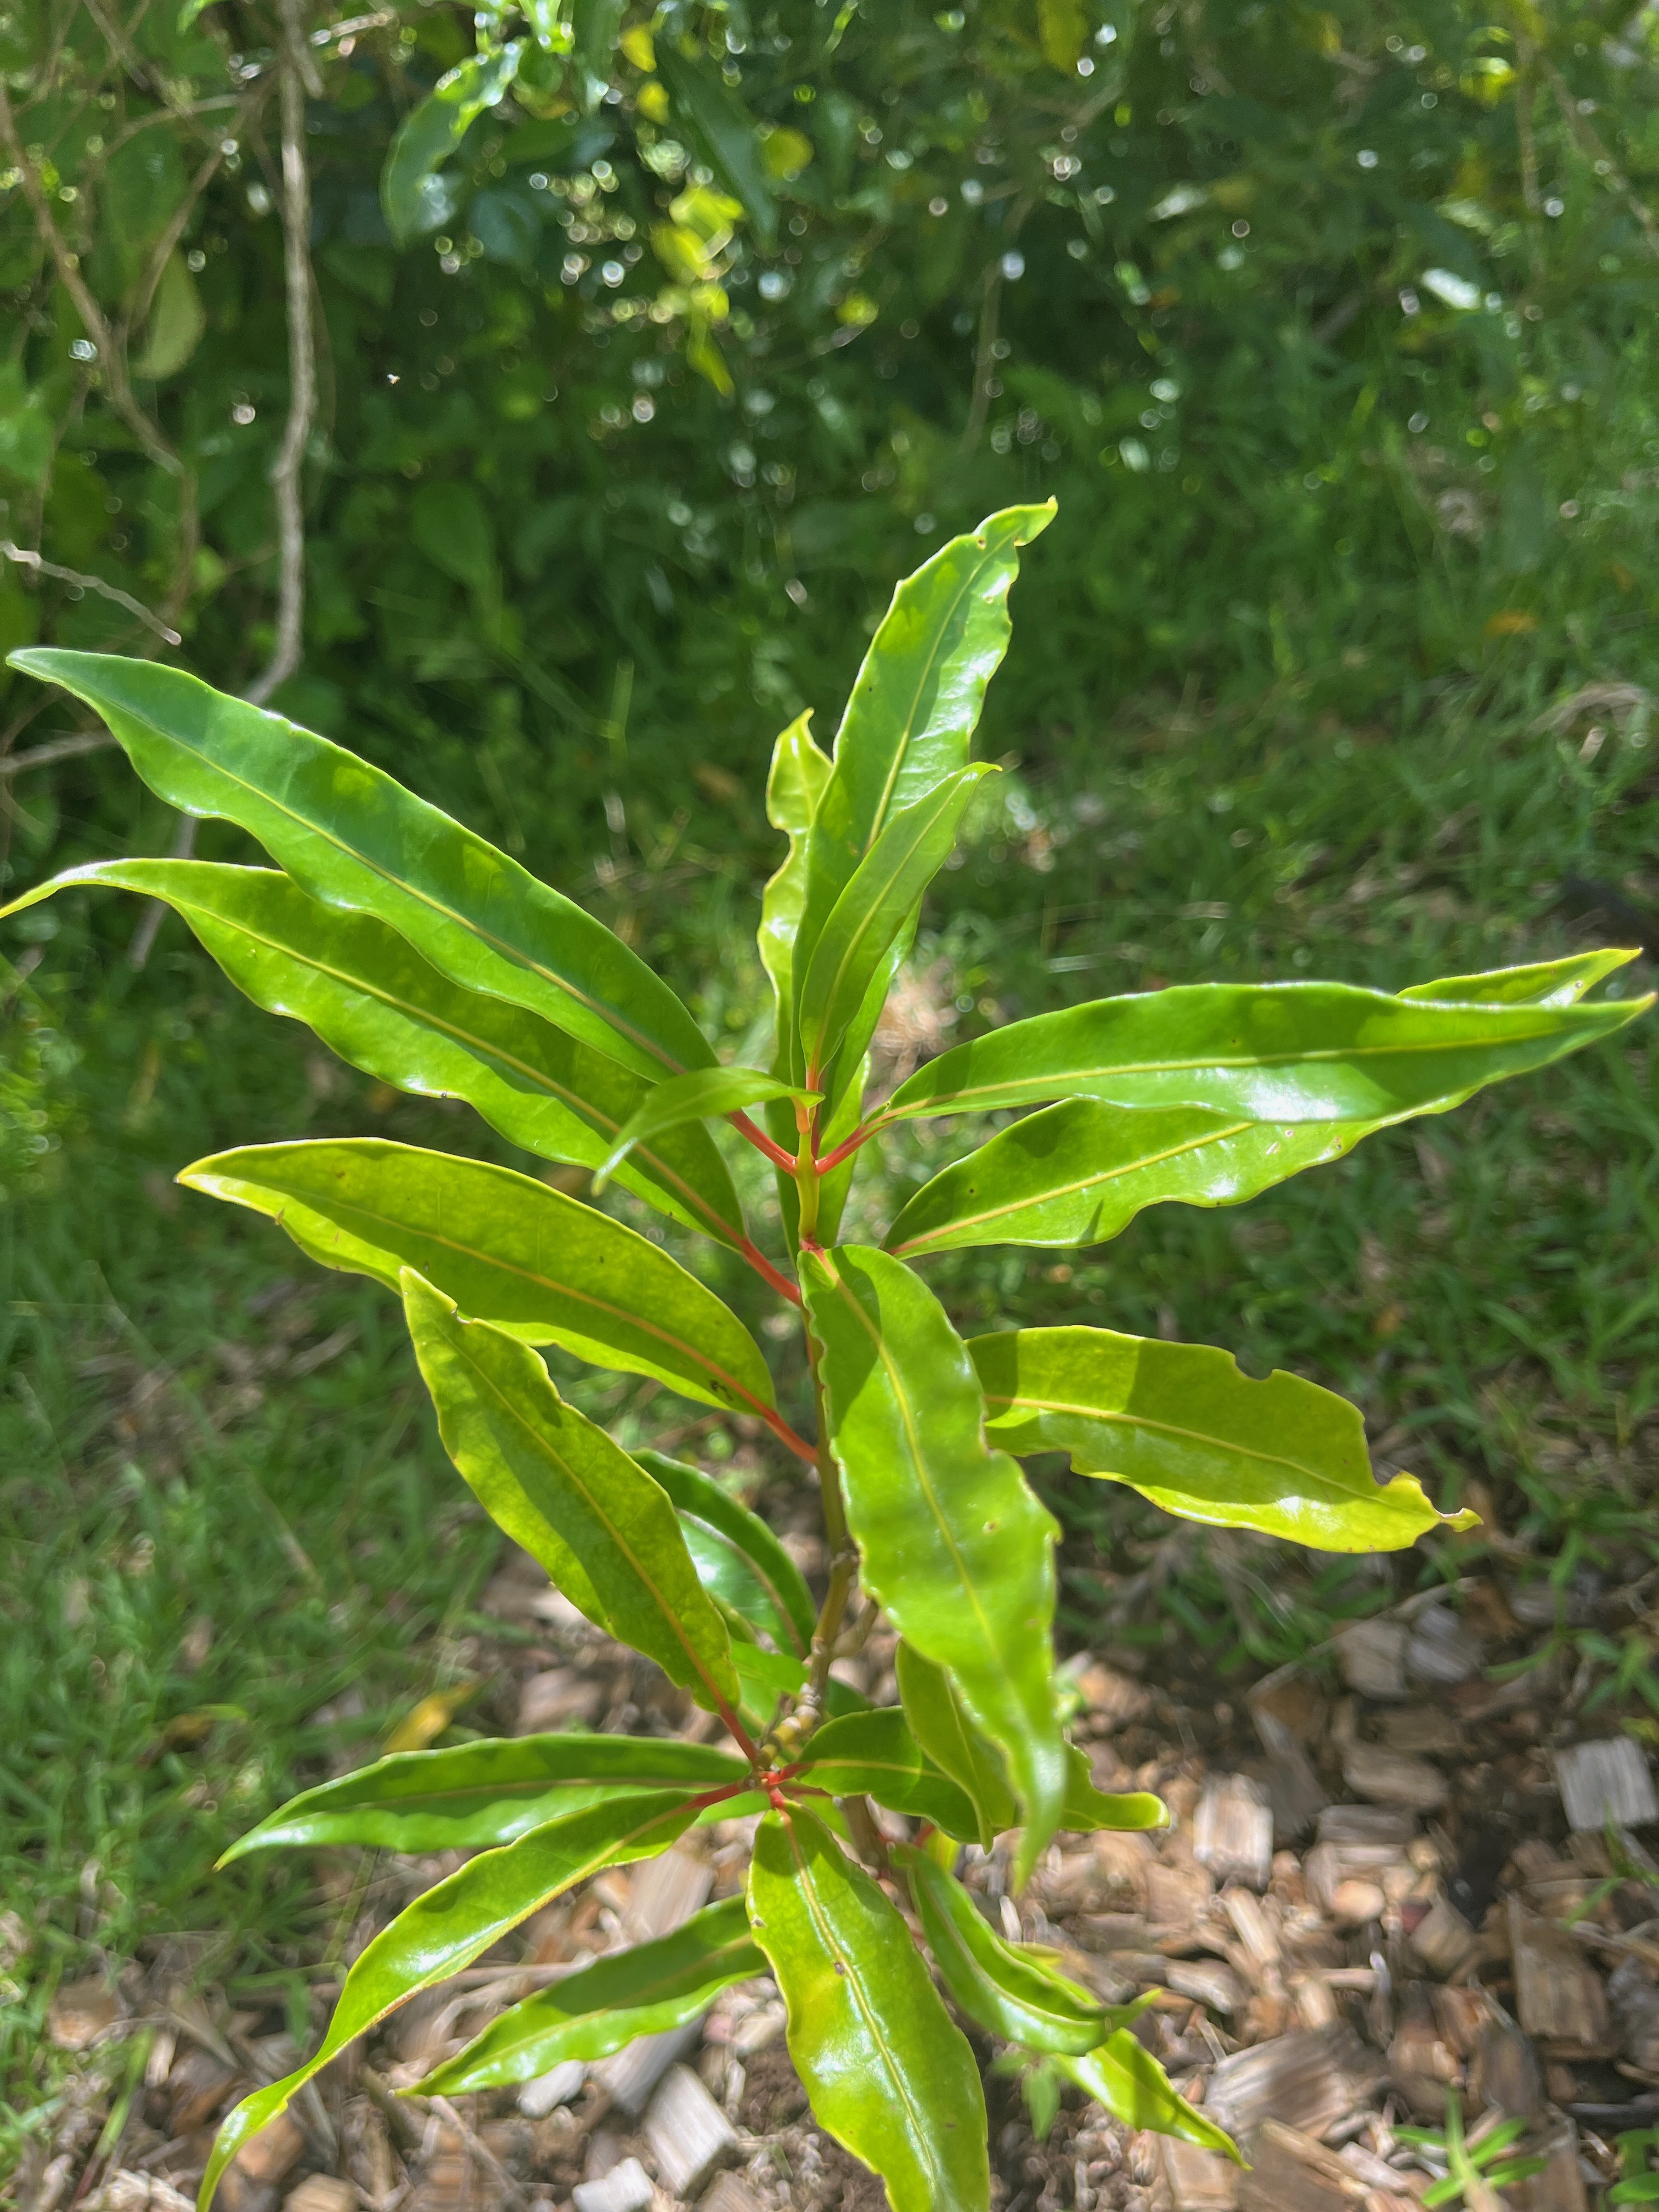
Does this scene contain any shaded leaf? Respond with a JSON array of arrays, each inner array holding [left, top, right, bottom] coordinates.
[[421, 1895, 762, 2091], [571, 0, 624, 111], [791, 1708, 982, 1836], [221, 1736, 747, 1861], [1058, 2034, 1239, 2159], [798, 767, 991, 1082], [402, 1272, 741, 1717], [656, 45, 778, 251], [2, 862, 745, 1249], [800, 1245, 1065, 1882], [382, 46, 524, 246], [593, 1064, 816, 1190], [900, 1846, 1147, 2055], [182, 1139, 775, 1418], [747, 1804, 989, 2212], [134, 252, 205, 380], [634, 1449, 816, 1657], [202, 1790, 706, 2209], [970, 1324, 1477, 1551], [8, 653, 715, 1085]]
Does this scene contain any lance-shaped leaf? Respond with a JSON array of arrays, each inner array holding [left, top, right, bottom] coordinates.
[[592, 1065, 817, 1190], [219, 1736, 748, 1863], [792, 504, 1053, 998], [402, 1272, 741, 1718], [886, 1098, 1365, 1259], [201, 1790, 706, 2210], [421, 1895, 763, 2094], [382, 44, 524, 243], [0, 861, 744, 1248], [747, 1805, 989, 2212], [8, 651, 714, 1084], [800, 1246, 1065, 1883], [900, 1847, 1149, 2056], [799, 769, 990, 1082], [759, 709, 832, 1076], [970, 1325, 1477, 1552], [1398, 947, 1637, 1008], [895, 1646, 1164, 1843], [1057, 2035, 1239, 2159], [182, 1139, 775, 1420], [655, 45, 777, 250], [875, 976, 1649, 1130], [634, 1451, 816, 1657], [790, 1709, 981, 1837]]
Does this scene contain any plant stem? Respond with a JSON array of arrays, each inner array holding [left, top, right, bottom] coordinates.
[[738, 1237, 802, 1306], [815, 1119, 881, 1178], [730, 1109, 797, 1171]]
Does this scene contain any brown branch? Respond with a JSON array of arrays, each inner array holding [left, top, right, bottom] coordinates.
[[1, 540, 182, 645], [126, 132, 239, 341], [0, 731, 117, 779]]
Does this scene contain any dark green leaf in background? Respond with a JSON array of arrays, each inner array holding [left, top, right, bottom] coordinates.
[[634, 1449, 817, 1656]]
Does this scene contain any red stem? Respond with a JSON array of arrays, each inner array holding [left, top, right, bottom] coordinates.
[[730, 1110, 797, 1172], [740, 1235, 802, 1306], [815, 1119, 881, 1178], [759, 1404, 820, 1470], [710, 1700, 764, 1768]]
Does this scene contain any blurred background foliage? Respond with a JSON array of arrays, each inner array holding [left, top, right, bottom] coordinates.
[[2, 0, 1658, 2108]]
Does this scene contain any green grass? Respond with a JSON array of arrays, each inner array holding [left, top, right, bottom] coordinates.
[[2, 665, 1655, 2154]]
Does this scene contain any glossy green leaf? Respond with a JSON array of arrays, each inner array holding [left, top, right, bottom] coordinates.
[[7, 652, 714, 1085], [894, 1645, 1165, 1842], [1, 862, 744, 1249], [592, 1064, 817, 1190], [402, 1272, 741, 1718], [633, 1451, 816, 1657], [421, 1895, 762, 2092], [382, 46, 525, 245], [201, 1790, 706, 2210], [885, 1098, 1367, 1257], [747, 1804, 989, 2212], [800, 1245, 1065, 1883], [221, 1736, 747, 1862], [1057, 2034, 1239, 2160], [792, 504, 1053, 1007], [1398, 947, 1638, 1008], [759, 709, 832, 1062], [876, 976, 1649, 1129], [182, 1139, 775, 1419], [970, 1324, 1477, 1551], [900, 1847, 1146, 2056], [656, 46, 778, 251], [732, 1642, 870, 1730], [791, 1708, 982, 1836], [798, 768, 990, 1082]]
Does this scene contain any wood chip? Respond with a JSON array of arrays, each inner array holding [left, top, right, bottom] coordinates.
[[593, 2020, 703, 2116], [518, 2059, 586, 2117], [1206, 2023, 1384, 2143], [1316, 1807, 1417, 1850], [1387, 1985, 1461, 2117], [1195, 1776, 1274, 1891], [701, 2179, 764, 2212], [1379, 1707, 1462, 1757], [1255, 1712, 1329, 1843], [1340, 1743, 1447, 1812], [1554, 1739, 1658, 1832], [626, 1844, 713, 1942], [1404, 1606, 1481, 1688], [1164, 1959, 1249, 2016], [1469, 2013, 1545, 2121], [1507, 1898, 1614, 2058], [572, 2158, 654, 2212], [1147, 1859, 1214, 1927], [232, 2115, 306, 2187], [1220, 1888, 1284, 1984], [1162, 2137, 1242, 2212], [644, 2063, 738, 2198], [1073, 1660, 1153, 1726], [47, 1977, 119, 2051], [1238, 2121, 1370, 2212], [1510, 2120, 1589, 2212], [1406, 1895, 1476, 1977], [1334, 1621, 1408, 1702], [1607, 1956, 1659, 2072], [284, 2182, 359, 2212], [516, 1667, 605, 1734], [1329, 1880, 1385, 1929]]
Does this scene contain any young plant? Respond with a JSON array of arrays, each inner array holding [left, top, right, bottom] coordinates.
[[1397, 2091, 1548, 2212], [4, 505, 1647, 2212]]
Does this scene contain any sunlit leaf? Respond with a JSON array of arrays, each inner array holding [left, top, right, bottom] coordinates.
[[1058, 2034, 1239, 2159], [592, 1064, 816, 1189], [382, 47, 525, 246]]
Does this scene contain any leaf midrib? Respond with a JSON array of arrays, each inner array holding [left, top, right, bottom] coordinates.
[[859, 546, 990, 855]]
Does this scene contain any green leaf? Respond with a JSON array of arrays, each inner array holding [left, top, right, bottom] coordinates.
[[1057, 2034, 1239, 2159], [747, 1804, 989, 2212], [899, 1846, 1146, 2055], [970, 1325, 1478, 1551], [134, 252, 205, 380], [792, 504, 1053, 1002], [3, 862, 745, 1249], [732, 1644, 869, 1738], [876, 977, 1650, 1129], [1398, 947, 1638, 1007], [894, 1646, 1164, 1842], [182, 1138, 773, 1419], [401, 1272, 741, 1719], [798, 768, 991, 1083], [800, 1245, 1065, 1884], [791, 1708, 983, 1837], [220, 1736, 747, 1862], [759, 709, 832, 1060], [571, 0, 624, 110], [1037, 0, 1088, 70], [421, 1895, 762, 2092], [201, 1790, 705, 2211], [592, 1065, 817, 1190], [633, 1450, 816, 1658], [382, 46, 524, 246], [656, 46, 778, 251], [5, 653, 714, 1086]]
